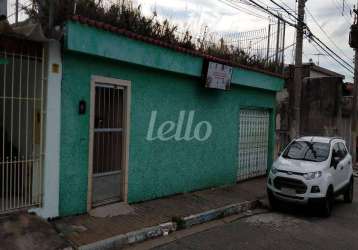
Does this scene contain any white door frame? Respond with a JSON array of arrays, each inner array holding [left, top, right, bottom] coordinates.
[[87, 75, 131, 211]]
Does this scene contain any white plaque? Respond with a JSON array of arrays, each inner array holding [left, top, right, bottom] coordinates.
[[205, 62, 233, 90]]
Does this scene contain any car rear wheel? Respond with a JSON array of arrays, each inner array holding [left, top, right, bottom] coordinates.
[[344, 178, 354, 203]]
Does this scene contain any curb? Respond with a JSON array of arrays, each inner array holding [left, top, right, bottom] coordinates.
[[180, 200, 261, 229], [78, 222, 177, 250], [76, 199, 261, 250]]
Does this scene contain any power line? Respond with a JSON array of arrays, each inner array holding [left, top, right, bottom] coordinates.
[[251, 0, 353, 72], [267, 42, 296, 60], [308, 38, 352, 76], [6, 1, 32, 19], [306, 34, 354, 74], [238, 0, 294, 15], [269, 0, 302, 24], [331, 0, 353, 25], [334, 0, 354, 17], [305, 6, 352, 62], [217, 0, 354, 75], [277, 0, 297, 15], [307, 30, 353, 70], [245, 0, 297, 27], [219, 0, 270, 20]]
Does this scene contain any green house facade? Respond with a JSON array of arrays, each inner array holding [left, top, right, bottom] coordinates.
[[59, 20, 284, 216]]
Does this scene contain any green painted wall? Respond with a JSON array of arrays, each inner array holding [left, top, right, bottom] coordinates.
[[59, 22, 283, 216], [60, 51, 278, 216]]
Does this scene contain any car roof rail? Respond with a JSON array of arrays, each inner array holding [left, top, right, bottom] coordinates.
[[329, 137, 344, 144]]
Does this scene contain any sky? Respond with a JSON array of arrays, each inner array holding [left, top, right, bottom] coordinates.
[[133, 0, 356, 82]]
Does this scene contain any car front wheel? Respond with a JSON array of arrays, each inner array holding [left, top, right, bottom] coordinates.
[[267, 189, 279, 210], [321, 188, 334, 217]]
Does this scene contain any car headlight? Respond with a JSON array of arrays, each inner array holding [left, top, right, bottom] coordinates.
[[303, 171, 322, 180], [270, 166, 278, 174]]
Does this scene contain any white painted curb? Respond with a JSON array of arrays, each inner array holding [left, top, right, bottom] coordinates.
[[76, 200, 261, 249]]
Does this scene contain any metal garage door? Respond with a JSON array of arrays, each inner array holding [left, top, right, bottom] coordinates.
[[237, 109, 270, 181]]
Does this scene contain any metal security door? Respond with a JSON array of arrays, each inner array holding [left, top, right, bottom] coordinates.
[[237, 109, 270, 181], [0, 48, 45, 214], [92, 84, 124, 206]]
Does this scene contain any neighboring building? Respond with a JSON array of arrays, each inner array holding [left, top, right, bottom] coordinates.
[[0, 17, 284, 218], [276, 63, 349, 153], [0, 20, 61, 218]]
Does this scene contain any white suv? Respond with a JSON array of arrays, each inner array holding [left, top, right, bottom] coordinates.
[[267, 136, 354, 216]]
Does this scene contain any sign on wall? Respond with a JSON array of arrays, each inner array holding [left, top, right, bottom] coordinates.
[[204, 61, 233, 90]]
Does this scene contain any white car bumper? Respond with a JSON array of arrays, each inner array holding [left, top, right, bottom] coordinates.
[[267, 171, 327, 204]]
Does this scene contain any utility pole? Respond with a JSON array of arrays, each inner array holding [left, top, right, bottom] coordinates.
[[266, 23, 271, 63], [275, 16, 281, 72], [351, 51, 357, 165], [15, 0, 18, 23], [281, 21, 286, 73], [49, 0, 54, 33], [290, 0, 306, 140], [350, 7, 358, 167]]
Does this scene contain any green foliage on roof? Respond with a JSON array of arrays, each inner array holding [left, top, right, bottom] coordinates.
[[25, 0, 279, 73]]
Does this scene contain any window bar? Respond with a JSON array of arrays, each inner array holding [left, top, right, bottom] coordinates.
[[107, 87, 110, 172], [102, 87, 105, 173], [5, 158, 9, 210], [39, 47, 45, 205], [97, 87, 100, 174], [10, 53, 15, 209], [112, 89, 115, 171], [97, 86, 100, 174], [119, 88, 122, 170], [104, 87, 108, 173], [21, 156, 24, 207], [111, 87, 115, 172], [119, 89, 122, 170], [30, 56, 37, 206], [10, 158, 12, 209], [24, 54, 30, 207], [28, 160, 31, 205], [17, 53, 23, 208], [94, 87, 97, 174], [99, 87, 102, 174], [16, 157, 21, 207], [2, 50, 7, 212]]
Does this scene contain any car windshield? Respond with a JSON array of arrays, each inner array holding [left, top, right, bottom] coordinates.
[[282, 141, 330, 162]]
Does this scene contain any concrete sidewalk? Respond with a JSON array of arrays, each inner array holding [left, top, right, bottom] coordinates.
[[53, 177, 267, 249], [0, 213, 70, 250]]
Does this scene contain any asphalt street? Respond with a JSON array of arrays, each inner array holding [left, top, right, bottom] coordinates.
[[153, 179, 358, 250]]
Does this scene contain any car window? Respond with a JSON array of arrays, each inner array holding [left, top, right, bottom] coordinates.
[[282, 141, 330, 162], [338, 142, 348, 158], [332, 143, 342, 160]]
